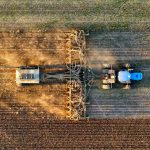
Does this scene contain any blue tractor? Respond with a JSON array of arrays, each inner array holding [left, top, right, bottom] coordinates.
[[101, 64, 143, 89]]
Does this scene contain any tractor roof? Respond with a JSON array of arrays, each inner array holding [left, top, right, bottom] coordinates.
[[118, 71, 131, 83]]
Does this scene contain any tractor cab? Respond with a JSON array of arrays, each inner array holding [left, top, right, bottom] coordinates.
[[118, 71, 131, 83]]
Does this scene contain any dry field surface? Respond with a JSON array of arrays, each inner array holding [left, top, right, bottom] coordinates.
[[0, 0, 150, 149], [0, 30, 74, 120], [86, 32, 150, 118]]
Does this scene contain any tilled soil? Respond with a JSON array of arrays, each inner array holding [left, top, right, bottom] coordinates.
[[1, 116, 150, 149], [86, 32, 150, 118], [0, 31, 150, 149]]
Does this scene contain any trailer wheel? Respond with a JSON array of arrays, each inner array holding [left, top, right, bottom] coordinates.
[[17, 83, 22, 87], [19, 66, 38, 69]]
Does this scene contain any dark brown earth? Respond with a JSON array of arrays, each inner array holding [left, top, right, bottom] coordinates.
[[1, 115, 150, 149]]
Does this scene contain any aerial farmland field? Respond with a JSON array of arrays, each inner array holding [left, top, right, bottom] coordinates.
[[0, 0, 150, 149]]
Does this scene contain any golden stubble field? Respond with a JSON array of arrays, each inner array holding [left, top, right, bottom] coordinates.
[[0, 29, 77, 119]]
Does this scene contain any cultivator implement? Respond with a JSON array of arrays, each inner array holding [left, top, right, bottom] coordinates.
[[65, 30, 85, 68], [66, 80, 86, 120], [64, 30, 87, 120]]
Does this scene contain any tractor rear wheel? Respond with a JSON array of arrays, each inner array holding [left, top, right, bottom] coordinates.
[[102, 79, 108, 84], [102, 84, 111, 90]]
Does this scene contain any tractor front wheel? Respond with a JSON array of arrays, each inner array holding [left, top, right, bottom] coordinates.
[[124, 63, 131, 68], [122, 84, 131, 90]]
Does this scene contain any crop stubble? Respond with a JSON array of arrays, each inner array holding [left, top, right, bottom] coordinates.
[[0, 29, 74, 120]]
